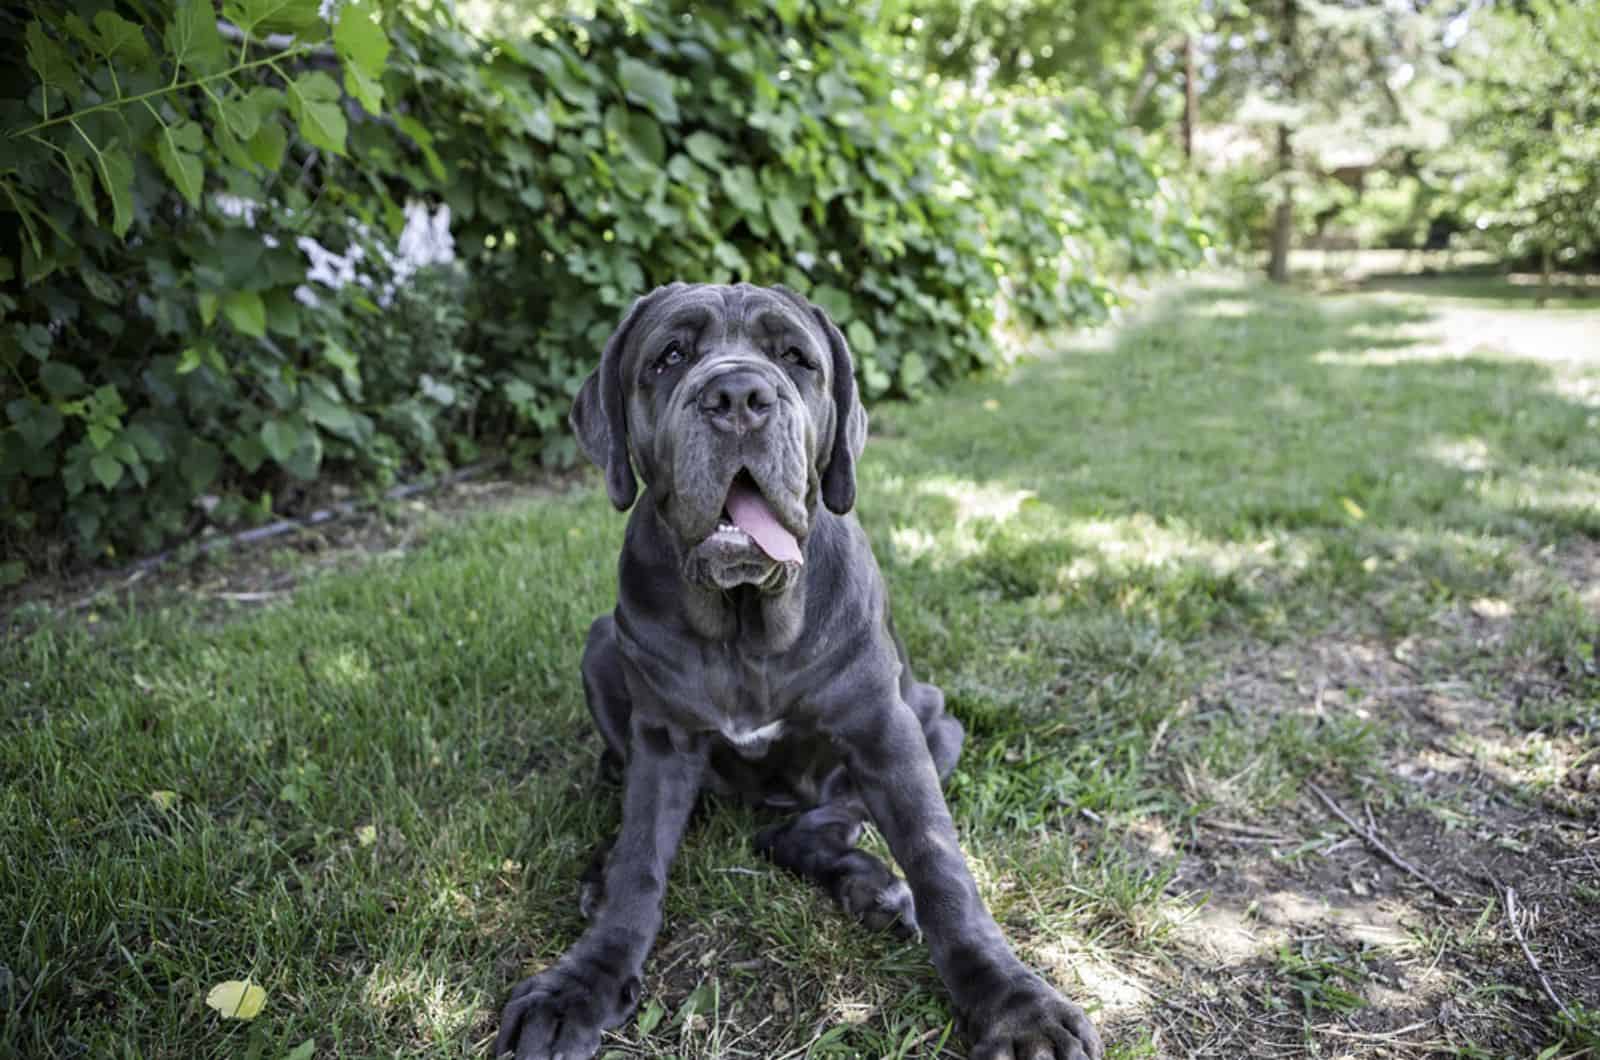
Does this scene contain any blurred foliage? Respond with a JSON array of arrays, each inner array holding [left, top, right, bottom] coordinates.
[[1441, 0, 1600, 267], [1187, 0, 1599, 268], [0, 0, 1205, 571]]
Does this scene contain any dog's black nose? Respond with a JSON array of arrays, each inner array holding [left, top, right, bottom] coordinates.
[[699, 370, 776, 434]]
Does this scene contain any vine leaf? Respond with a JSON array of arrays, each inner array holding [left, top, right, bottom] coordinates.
[[618, 57, 678, 124], [335, 0, 390, 113], [224, 0, 323, 37], [92, 12, 155, 68], [223, 290, 267, 337], [286, 71, 347, 156], [93, 144, 136, 238], [25, 21, 81, 115], [156, 120, 206, 208], [166, 0, 228, 76]]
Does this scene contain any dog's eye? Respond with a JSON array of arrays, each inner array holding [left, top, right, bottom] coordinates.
[[781, 346, 811, 369], [655, 342, 685, 372]]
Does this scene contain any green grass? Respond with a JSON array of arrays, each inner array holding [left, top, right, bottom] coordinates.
[[4, 273, 1598, 1059]]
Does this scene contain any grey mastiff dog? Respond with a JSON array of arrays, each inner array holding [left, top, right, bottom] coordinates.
[[495, 283, 1103, 1060]]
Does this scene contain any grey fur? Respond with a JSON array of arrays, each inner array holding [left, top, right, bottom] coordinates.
[[495, 284, 1103, 1060]]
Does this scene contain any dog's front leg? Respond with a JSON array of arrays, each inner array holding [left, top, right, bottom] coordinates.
[[495, 717, 706, 1060], [837, 698, 1104, 1060]]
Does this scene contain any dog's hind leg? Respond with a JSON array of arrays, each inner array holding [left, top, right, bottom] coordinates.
[[755, 796, 920, 939]]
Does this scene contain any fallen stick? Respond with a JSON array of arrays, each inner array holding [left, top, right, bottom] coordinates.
[[1306, 781, 1460, 906], [1492, 877, 1573, 1021]]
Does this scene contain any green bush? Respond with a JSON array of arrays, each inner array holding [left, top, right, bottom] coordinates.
[[1, 0, 1205, 571]]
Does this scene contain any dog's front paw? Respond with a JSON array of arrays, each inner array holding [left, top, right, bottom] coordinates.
[[965, 973, 1102, 1060], [494, 958, 640, 1060]]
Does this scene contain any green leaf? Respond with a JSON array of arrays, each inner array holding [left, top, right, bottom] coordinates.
[[395, 115, 445, 179], [684, 131, 726, 167], [90, 452, 123, 490], [64, 153, 99, 226], [8, 399, 63, 450], [166, 0, 227, 76], [282, 1039, 317, 1060], [25, 21, 80, 108], [898, 351, 928, 391], [720, 166, 762, 216], [247, 119, 288, 171], [335, 0, 389, 115], [197, 293, 219, 327], [303, 391, 361, 440], [767, 194, 803, 248], [259, 416, 302, 463], [260, 416, 321, 478], [217, 95, 261, 140], [40, 362, 87, 398], [617, 57, 678, 124], [182, 440, 222, 491], [334, 0, 390, 79], [286, 71, 347, 156], [846, 319, 877, 355], [228, 432, 267, 473], [94, 145, 136, 238], [343, 63, 384, 115], [809, 284, 853, 324], [605, 105, 664, 168], [223, 291, 266, 338], [124, 423, 167, 461], [156, 121, 206, 208], [224, 0, 323, 36], [93, 11, 154, 67]]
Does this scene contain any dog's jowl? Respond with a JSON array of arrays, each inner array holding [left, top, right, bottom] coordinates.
[[495, 284, 1103, 1060]]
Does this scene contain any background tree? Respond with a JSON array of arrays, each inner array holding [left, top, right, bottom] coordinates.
[[1442, 0, 1600, 279]]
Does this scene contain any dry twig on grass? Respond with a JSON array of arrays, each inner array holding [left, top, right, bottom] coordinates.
[[1490, 875, 1573, 1021], [1306, 781, 1460, 906]]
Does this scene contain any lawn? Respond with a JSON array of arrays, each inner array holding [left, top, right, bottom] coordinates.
[[3, 273, 1598, 1059]]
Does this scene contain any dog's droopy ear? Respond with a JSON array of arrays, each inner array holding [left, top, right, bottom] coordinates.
[[571, 285, 680, 510], [808, 302, 868, 516]]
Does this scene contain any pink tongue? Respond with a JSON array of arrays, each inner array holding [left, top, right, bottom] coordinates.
[[726, 478, 803, 564]]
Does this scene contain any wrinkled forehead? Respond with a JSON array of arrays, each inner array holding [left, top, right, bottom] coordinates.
[[627, 285, 824, 370]]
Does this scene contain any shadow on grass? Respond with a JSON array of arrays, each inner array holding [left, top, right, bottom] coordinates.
[[1355, 270, 1600, 309]]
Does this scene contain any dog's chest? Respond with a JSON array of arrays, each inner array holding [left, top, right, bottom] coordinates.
[[697, 643, 796, 757]]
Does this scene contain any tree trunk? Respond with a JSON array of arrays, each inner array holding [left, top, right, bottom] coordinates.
[[1267, 0, 1299, 283], [1182, 35, 1196, 160], [1268, 122, 1294, 283]]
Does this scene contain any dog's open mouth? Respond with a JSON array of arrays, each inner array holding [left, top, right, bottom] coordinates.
[[710, 470, 803, 565]]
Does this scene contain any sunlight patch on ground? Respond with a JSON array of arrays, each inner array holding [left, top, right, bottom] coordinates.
[[1194, 298, 1255, 319], [1061, 515, 1256, 579], [314, 647, 376, 688], [1473, 465, 1600, 522], [1038, 945, 1150, 1018], [1428, 436, 1494, 473], [360, 961, 480, 1041], [1314, 300, 1600, 417]]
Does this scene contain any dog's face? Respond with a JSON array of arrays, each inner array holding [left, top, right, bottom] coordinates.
[[571, 284, 867, 593]]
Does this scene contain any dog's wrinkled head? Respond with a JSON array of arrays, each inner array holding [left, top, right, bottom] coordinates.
[[571, 283, 867, 593]]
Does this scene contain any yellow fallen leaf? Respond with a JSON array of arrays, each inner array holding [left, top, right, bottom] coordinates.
[[149, 790, 179, 811], [1471, 597, 1513, 619], [982, 398, 1000, 411], [356, 824, 377, 846], [206, 979, 267, 1020], [1340, 496, 1365, 520]]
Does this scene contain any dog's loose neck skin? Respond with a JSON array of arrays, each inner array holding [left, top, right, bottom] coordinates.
[[628, 502, 811, 654]]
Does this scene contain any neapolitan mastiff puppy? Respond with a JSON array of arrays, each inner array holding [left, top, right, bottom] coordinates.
[[496, 283, 1103, 1060]]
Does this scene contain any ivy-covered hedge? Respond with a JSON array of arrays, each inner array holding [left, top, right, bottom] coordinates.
[[1, 0, 1207, 573]]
